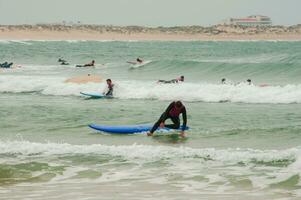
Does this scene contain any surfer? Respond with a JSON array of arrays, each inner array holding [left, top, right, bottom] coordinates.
[[104, 79, 114, 96], [84, 60, 95, 67], [136, 58, 143, 63], [127, 58, 143, 65], [76, 60, 95, 68], [58, 58, 69, 65], [158, 76, 184, 84], [221, 78, 226, 84], [0, 62, 13, 68], [147, 101, 187, 137]]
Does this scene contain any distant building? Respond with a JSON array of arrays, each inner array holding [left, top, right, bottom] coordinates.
[[222, 15, 272, 26]]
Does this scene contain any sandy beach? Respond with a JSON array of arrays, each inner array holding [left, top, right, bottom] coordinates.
[[1, 25, 301, 41]]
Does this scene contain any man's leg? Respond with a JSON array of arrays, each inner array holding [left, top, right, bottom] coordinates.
[[149, 113, 168, 134], [164, 116, 180, 129]]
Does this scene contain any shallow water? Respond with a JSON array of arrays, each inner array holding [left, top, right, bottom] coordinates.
[[1, 40, 301, 199]]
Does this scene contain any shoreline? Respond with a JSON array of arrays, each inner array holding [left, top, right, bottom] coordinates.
[[0, 31, 301, 41]]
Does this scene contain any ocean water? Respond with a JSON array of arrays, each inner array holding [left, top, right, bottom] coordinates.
[[1, 40, 301, 199]]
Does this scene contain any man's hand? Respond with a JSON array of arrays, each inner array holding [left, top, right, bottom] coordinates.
[[159, 122, 165, 128]]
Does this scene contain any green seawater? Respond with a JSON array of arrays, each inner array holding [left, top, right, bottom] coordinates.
[[0, 40, 301, 199]]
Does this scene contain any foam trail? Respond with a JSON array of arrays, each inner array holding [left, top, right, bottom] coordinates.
[[0, 140, 298, 164], [1, 75, 301, 104]]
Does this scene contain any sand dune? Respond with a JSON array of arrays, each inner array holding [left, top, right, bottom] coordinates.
[[0, 24, 301, 41]]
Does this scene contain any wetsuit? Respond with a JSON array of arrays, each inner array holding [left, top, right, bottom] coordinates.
[[84, 63, 94, 67], [150, 102, 187, 133], [158, 79, 179, 84], [58, 59, 69, 65], [105, 83, 114, 96], [0, 62, 13, 68]]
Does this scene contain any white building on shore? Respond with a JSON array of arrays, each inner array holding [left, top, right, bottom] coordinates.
[[221, 15, 272, 26]]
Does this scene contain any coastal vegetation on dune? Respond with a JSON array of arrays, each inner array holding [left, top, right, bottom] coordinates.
[[1, 24, 301, 35]]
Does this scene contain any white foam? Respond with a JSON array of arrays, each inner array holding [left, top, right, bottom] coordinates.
[[195, 53, 289, 64], [1, 140, 300, 194], [0, 140, 298, 164], [116, 81, 301, 104], [10, 40, 33, 45], [129, 60, 152, 69], [1, 76, 301, 104], [0, 40, 11, 44]]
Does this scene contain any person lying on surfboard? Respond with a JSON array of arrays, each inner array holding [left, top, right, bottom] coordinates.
[[103, 79, 114, 96], [84, 60, 95, 67], [0, 62, 13, 68], [158, 76, 184, 84], [136, 58, 143, 63], [76, 60, 95, 67], [147, 101, 187, 137], [127, 58, 143, 65]]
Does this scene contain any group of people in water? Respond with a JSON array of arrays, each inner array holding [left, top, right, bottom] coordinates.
[[59, 57, 145, 67], [221, 78, 253, 85], [60, 57, 258, 137], [58, 58, 96, 67]]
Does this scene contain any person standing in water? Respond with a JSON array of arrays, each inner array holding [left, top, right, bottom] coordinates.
[[147, 101, 187, 137], [104, 79, 114, 96]]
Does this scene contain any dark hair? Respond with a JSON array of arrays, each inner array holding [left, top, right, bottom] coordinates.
[[175, 101, 183, 108], [181, 76, 184, 79], [247, 79, 251, 82], [106, 79, 111, 82], [222, 78, 226, 81]]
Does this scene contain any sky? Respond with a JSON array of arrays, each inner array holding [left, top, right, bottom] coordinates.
[[0, 0, 300, 26]]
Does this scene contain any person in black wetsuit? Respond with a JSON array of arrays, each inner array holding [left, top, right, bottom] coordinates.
[[221, 78, 226, 84], [76, 60, 95, 67], [104, 79, 114, 96], [58, 58, 69, 65], [0, 62, 13, 68], [158, 76, 184, 84], [136, 58, 143, 63], [84, 60, 95, 67], [147, 101, 187, 137]]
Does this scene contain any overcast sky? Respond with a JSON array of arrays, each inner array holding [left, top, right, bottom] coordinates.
[[0, 0, 300, 26]]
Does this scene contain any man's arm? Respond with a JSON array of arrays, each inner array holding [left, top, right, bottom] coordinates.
[[181, 107, 187, 131], [164, 102, 175, 115]]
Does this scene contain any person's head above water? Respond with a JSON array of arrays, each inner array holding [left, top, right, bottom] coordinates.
[[106, 79, 112, 84], [247, 79, 252, 84], [180, 76, 184, 81], [92, 60, 95, 64], [175, 101, 183, 108]]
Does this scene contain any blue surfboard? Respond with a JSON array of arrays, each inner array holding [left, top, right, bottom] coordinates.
[[89, 124, 189, 134], [80, 92, 112, 99]]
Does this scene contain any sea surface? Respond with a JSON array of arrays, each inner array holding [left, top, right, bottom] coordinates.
[[1, 40, 301, 199]]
